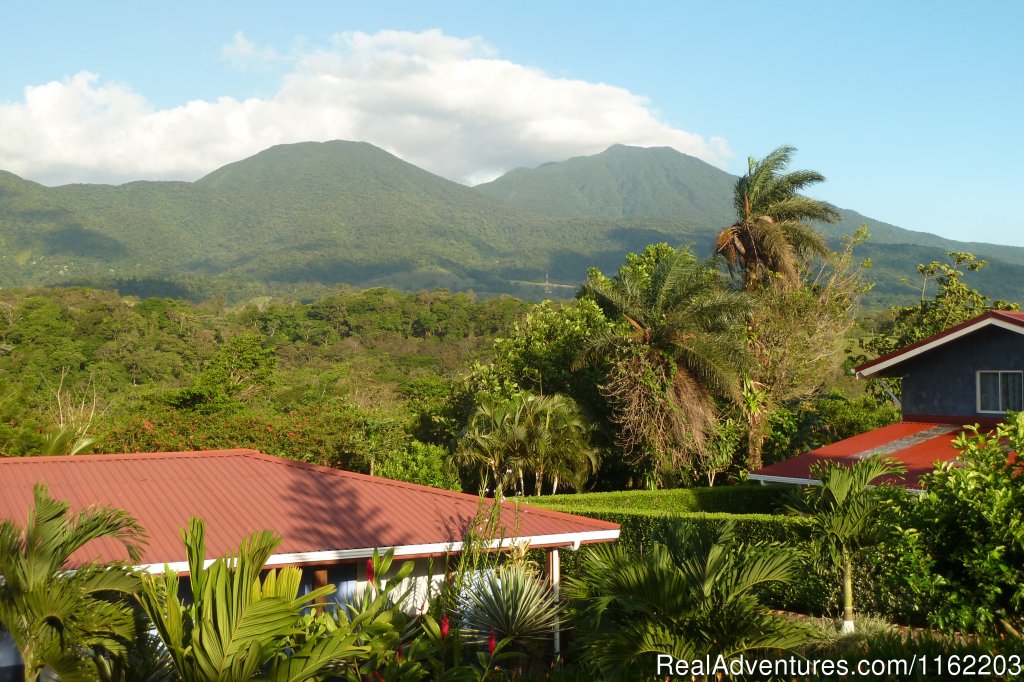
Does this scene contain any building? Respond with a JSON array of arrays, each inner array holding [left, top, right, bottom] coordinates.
[[0, 449, 619, 676], [749, 309, 1024, 489]]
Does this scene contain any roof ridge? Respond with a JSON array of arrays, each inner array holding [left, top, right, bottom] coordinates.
[[0, 449, 259, 464]]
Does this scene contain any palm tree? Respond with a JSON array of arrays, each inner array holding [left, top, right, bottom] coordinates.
[[788, 457, 905, 633], [716, 145, 839, 288], [136, 517, 369, 681], [456, 397, 527, 496], [565, 521, 812, 680], [456, 390, 598, 496], [578, 245, 748, 478], [522, 393, 598, 495], [0, 483, 146, 682]]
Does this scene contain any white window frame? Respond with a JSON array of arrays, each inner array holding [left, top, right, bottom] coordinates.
[[976, 370, 1024, 414]]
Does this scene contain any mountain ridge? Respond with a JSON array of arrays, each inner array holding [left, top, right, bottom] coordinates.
[[1, 140, 1021, 306]]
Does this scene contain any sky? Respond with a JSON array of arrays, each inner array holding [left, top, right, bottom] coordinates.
[[1, 1, 1022, 246]]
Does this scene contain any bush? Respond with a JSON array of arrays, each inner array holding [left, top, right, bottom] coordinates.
[[376, 440, 461, 490], [522, 484, 790, 515]]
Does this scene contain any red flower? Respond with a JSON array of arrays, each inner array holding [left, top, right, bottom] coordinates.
[[487, 631, 496, 655], [142, 420, 155, 431], [366, 558, 375, 586], [440, 613, 450, 640]]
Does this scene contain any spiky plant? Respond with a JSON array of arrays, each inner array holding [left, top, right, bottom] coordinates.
[[565, 521, 812, 680], [459, 563, 559, 653]]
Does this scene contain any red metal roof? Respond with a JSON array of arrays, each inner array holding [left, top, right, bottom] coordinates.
[[749, 422, 963, 490], [856, 310, 1024, 377], [0, 450, 618, 567]]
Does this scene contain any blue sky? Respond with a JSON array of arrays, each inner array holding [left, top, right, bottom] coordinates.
[[1, 1, 1022, 246]]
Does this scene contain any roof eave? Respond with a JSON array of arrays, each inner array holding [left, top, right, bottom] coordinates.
[[137, 528, 621, 574]]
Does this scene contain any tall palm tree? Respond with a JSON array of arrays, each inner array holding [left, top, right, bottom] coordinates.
[[788, 457, 905, 633], [0, 484, 146, 682], [565, 521, 812, 680], [716, 145, 839, 288], [578, 246, 748, 477]]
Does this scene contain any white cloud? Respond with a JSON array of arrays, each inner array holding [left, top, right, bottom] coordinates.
[[221, 31, 281, 69], [0, 30, 731, 186]]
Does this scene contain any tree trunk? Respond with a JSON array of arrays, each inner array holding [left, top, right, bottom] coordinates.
[[551, 476, 559, 495], [746, 413, 767, 471], [534, 469, 544, 496], [842, 553, 855, 633]]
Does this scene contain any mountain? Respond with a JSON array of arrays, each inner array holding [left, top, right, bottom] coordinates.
[[476, 145, 1024, 304], [1, 140, 1022, 306]]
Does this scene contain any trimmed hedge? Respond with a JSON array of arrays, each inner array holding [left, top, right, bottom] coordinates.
[[523, 484, 790, 516]]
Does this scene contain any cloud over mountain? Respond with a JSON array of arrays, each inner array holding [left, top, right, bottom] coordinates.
[[0, 29, 730, 186]]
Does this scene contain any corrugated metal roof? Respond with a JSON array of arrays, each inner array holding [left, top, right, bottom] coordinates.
[[0, 450, 618, 567], [749, 422, 963, 490]]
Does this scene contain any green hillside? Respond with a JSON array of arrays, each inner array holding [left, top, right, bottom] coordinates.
[[476, 145, 1024, 303], [1, 140, 1022, 305]]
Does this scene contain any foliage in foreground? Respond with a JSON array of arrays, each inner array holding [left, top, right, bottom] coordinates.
[[0, 484, 146, 681], [565, 521, 812, 680], [788, 457, 906, 633], [136, 518, 369, 681], [915, 411, 1024, 636]]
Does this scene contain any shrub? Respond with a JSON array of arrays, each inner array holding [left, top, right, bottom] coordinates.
[[522, 484, 790, 516], [376, 440, 461, 490]]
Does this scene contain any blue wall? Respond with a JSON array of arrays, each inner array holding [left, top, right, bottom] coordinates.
[[900, 327, 1024, 419]]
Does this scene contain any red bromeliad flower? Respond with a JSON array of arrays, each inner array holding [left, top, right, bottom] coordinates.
[[487, 631, 496, 655], [366, 558, 375, 586], [440, 613, 450, 640]]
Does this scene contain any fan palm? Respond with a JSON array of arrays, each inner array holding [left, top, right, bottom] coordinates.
[[136, 517, 368, 681], [788, 456, 905, 633], [0, 483, 146, 682], [716, 145, 839, 288], [578, 246, 748, 475], [565, 521, 811, 680]]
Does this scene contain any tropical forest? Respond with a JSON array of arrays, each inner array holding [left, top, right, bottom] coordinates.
[[3, 144, 1024, 681]]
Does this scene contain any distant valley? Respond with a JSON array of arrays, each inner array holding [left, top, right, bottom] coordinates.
[[1, 140, 1021, 306]]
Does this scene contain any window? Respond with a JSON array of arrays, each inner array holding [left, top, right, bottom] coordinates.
[[977, 371, 1024, 413]]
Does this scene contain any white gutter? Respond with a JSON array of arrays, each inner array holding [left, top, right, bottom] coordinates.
[[747, 474, 821, 486], [748, 473, 923, 494], [137, 529, 620, 574]]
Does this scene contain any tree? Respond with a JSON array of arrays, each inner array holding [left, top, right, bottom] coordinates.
[[578, 245, 748, 482], [521, 392, 598, 495], [136, 517, 368, 681], [565, 521, 810, 680], [741, 229, 871, 469], [716, 145, 839, 288], [788, 456, 905, 633], [855, 252, 1019, 404], [454, 390, 597, 496], [0, 484, 146, 681]]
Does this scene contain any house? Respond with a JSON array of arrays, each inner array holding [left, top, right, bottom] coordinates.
[[749, 309, 1024, 490], [0, 449, 619, 676]]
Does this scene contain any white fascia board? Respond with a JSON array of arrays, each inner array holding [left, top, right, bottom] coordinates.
[[857, 318, 1024, 378], [137, 529, 620, 574], [747, 474, 821, 486]]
